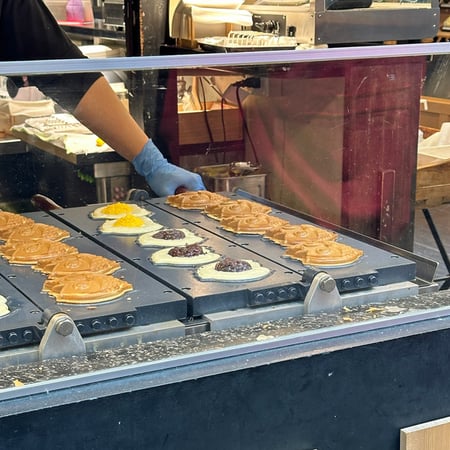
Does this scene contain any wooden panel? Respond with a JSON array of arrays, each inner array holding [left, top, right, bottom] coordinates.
[[420, 96, 450, 131], [401, 416, 450, 450], [416, 134, 450, 206], [416, 182, 450, 207], [178, 107, 242, 145], [416, 96, 450, 207], [341, 56, 424, 249]]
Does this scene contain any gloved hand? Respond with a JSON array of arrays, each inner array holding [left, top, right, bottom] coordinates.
[[132, 140, 205, 197]]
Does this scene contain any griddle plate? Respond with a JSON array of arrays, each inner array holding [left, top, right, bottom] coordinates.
[[0, 197, 422, 350], [47, 195, 416, 316], [47, 206, 304, 316], [0, 212, 186, 343], [148, 195, 417, 290]]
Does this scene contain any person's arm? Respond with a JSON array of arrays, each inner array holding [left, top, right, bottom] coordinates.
[[73, 76, 148, 161], [73, 76, 205, 196], [2, 0, 204, 196]]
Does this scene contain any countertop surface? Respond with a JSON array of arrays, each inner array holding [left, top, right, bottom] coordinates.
[[1, 289, 450, 392]]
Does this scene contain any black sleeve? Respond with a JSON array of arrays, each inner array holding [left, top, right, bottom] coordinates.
[[0, 0, 102, 111]]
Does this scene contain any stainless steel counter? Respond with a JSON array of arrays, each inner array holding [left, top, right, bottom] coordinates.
[[11, 129, 133, 204]]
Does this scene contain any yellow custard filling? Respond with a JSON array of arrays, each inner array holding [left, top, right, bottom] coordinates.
[[113, 214, 145, 228], [102, 202, 133, 215]]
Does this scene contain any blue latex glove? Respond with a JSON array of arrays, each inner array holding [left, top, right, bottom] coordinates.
[[132, 140, 205, 197]]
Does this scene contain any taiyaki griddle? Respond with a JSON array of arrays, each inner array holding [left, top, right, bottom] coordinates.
[[0, 212, 187, 343], [47, 193, 416, 317], [47, 205, 304, 317], [147, 193, 416, 289]]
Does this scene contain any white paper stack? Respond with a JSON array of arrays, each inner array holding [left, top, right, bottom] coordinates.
[[419, 122, 450, 160], [11, 113, 113, 155]]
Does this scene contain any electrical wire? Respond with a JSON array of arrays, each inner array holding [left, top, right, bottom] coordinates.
[[235, 85, 260, 166], [199, 77, 227, 143], [197, 77, 215, 155], [197, 76, 260, 164], [220, 97, 227, 142], [199, 77, 231, 163]]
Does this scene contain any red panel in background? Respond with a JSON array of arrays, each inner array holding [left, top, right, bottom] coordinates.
[[159, 56, 425, 251], [341, 57, 425, 249]]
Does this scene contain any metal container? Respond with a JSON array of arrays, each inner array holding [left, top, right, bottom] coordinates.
[[94, 161, 131, 203], [239, 0, 440, 46], [196, 163, 266, 197], [103, 0, 125, 27]]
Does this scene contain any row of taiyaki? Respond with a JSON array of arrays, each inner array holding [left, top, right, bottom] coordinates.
[[0, 211, 132, 304], [165, 191, 364, 267]]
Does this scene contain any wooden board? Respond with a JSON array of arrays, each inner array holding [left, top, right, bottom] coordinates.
[[178, 106, 242, 145], [416, 158, 450, 206], [400, 416, 450, 450], [420, 96, 450, 131], [417, 101, 450, 206]]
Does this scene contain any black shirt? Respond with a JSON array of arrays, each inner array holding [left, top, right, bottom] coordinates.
[[0, 0, 101, 111]]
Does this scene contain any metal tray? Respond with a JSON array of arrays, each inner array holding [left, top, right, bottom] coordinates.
[[198, 43, 297, 53], [0, 212, 187, 336], [197, 32, 297, 53]]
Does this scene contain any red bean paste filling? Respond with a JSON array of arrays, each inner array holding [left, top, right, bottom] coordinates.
[[168, 243, 204, 257], [215, 257, 251, 272], [153, 229, 186, 240]]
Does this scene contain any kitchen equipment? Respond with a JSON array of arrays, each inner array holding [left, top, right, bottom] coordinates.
[[0, 191, 437, 362], [239, 0, 440, 45], [0, 211, 186, 352], [195, 162, 266, 196], [229, 161, 260, 175], [103, 0, 125, 27], [171, 0, 254, 48], [197, 31, 297, 52], [170, 0, 439, 47]]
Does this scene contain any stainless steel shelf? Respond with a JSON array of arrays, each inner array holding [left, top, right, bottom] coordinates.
[[60, 22, 125, 44], [0, 138, 27, 155]]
